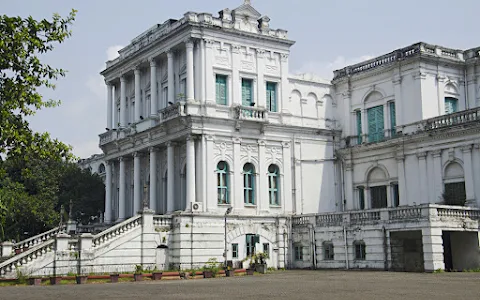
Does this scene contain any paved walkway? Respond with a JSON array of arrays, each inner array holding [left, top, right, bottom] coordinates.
[[2, 270, 479, 300]]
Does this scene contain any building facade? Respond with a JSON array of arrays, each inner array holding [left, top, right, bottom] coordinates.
[[4, 1, 476, 275]]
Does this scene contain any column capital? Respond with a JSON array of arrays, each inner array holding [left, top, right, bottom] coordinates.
[[205, 135, 215, 141], [431, 149, 442, 158], [280, 53, 289, 62], [396, 153, 405, 161], [186, 134, 195, 141], [184, 39, 194, 48], [133, 151, 143, 158], [204, 39, 215, 48], [105, 80, 113, 86], [417, 151, 427, 159], [166, 49, 174, 57], [461, 144, 472, 153], [231, 44, 241, 53], [256, 48, 266, 58], [232, 137, 242, 144], [167, 141, 177, 147], [149, 146, 158, 153], [436, 73, 446, 82], [134, 65, 141, 73], [118, 156, 125, 162], [258, 139, 266, 147], [149, 58, 157, 67], [281, 141, 291, 149], [392, 75, 402, 85], [345, 162, 353, 171], [120, 75, 126, 82]]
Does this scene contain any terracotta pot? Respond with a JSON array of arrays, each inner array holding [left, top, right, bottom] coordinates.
[[49, 276, 62, 285], [75, 275, 88, 284], [246, 269, 254, 276], [203, 270, 213, 278], [134, 274, 143, 281], [110, 274, 119, 283], [225, 270, 234, 277], [28, 278, 42, 286], [152, 272, 162, 280]]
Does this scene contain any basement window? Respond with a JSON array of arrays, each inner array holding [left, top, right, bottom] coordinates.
[[354, 241, 366, 260], [323, 242, 334, 260]]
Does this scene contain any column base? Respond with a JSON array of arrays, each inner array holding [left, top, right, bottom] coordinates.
[[465, 199, 477, 207]]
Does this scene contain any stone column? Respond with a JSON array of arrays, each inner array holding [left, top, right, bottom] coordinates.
[[231, 45, 241, 106], [118, 157, 126, 221], [343, 91, 352, 137], [204, 39, 214, 104], [361, 108, 368, 142], [258, 140, 267, 212], [186, 135, 196, 210], [437, 74, 446, 115], [120, 76, 127, 128], [206, 135, 216, 211], [417, 152, 428, 204], [105, 161, 112, 223], [149, 147, 157, 212], [200, 39, 206, 102], [167, 50, 175, 105], [344, 163, 354, 210], [393, 75, 402, 125], [167, 142, 175, 213], [462, 145, 476, 205], [422, 228, 445, 272], [150, 59, 158, 116], [293, 141, 302, 214], [185, 39, 195, 102], [432, 150, 443, 203], [280, 53, 289, 114], [395, 153, 406, 206], [282, 142, 293, 213], [134, 67, 141, 122], [256, 49, 266, 108], [133, 152, 141, 215], [106, 82, 113, 129]]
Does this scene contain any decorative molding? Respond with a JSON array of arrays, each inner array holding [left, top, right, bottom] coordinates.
[[281, 141, 291, 149], [413, 71, 427, 80], [280, 53, 289, 62], [392, 75, 402, 85], [461, 144, 472, 153], [416, 151, 427, 159], [231, 44, 241, 54], [232, 137, 242, 144], [205, 135, 215, 142], [432, 149, 442, 158], [258, 139, 266, 147]]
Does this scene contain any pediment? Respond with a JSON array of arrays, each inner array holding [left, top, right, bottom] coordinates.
[[232, 4, 261, 19]]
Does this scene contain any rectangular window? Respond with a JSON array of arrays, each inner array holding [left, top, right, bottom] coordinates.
[[356, 110, 362, 144], [358, 187, 365, 210], [232, 243, 238, 259], [444, 182, 466, 206], [392, 183, 400, 207], [263, 243, 269, 256], [162, 87, 168, 108], [323, 243, 334, 260], [355, 243, 366, 260], [389, 102, 396, 137], [367, 105, 385, 143], [294, 245, 303, 261], [246, 234, 258, 257], [216, 75, 228, 105], [242, 78, 254, 106], [180, 78, 186, 101], [445, 97, 458, 114], [370, 186, 387, 208], [266, 82, 277, 112]]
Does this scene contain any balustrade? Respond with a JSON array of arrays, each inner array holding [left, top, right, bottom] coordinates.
[[12, 226, 65, 255], [153, 215, 172, 227], [0, 239, 55, 277], [235, 106, 268, 122], [92, 215, 142, 248]]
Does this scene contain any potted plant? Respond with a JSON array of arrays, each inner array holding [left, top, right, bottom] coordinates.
[[246, 256, 255, 275], [202, 258, 219, 278], [225, 266, 234, 277], [152, 266, 162, 280], [49, 276, 62, 285], [134, 264, 143, 281], [255, 252, 268, 274], [28, 277, 42, 286], [110, 273, 120, 283], [75, 274, 88, 284]]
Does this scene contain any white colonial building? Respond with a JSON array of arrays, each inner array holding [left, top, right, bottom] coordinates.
[[1, 1, 479, 277]]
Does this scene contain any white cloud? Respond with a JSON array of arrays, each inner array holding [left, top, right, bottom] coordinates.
[[294, 55, 376, 80]]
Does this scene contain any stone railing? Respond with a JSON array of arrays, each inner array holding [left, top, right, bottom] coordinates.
[[0, 239, 55, 277], [92, 215, 142, 249], [159, 102, 185, 122], [235, 106, 268, 122], [424, 107, 480, 130], [292, 204, 480, 228], [12, 226, 65, 254], [153, 215, 172, 227], [333, 42, 464, 80], [99, 131, 115, 146]]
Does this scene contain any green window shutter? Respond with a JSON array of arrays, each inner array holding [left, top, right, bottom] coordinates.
[[356, 111, 362, 144], [367, 105, 384, 143], [389, 102, 396, 137], [266, 82, 277, 112], [445, 97, 458, 114], [216, 75, 227, 105], [242, 79, 252, 106]]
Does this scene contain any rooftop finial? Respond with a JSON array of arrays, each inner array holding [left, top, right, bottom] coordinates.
[[244, 0, 251, 4]]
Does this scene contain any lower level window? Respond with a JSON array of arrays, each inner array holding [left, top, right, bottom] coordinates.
[[354, 242, 366, 260], [444, 182, 466, 206], [232, 243, 238, 259], [246, 234, 259, 257], [323, 242, 334, 260], [294, 245, 303, 261]]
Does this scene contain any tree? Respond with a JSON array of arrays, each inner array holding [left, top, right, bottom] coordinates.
[[0, 9, 77, 159]]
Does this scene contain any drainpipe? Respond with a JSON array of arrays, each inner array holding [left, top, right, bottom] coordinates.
[[383, 226, 388, 271], [307, 223, 316, 269], [190, 214, 194, 270], [343, 226, 349, 270], [337, 150, 349, 270], [464, 68, 469, 110]]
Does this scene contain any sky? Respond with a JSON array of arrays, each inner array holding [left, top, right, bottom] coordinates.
[[2, 0, 479, 158]]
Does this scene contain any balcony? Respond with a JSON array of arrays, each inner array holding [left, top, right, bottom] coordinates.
[[235, 105, 268, 122], [292, 204, 480, 227], [344, 107, 480, 148]]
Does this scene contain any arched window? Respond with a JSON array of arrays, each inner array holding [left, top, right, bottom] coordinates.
[[445, 97, 458, 114], [443, 162, 466, 206], [243, 163, 255, 204], [268, 164, 280, 205], [217, 161, 229, 204], [98, 163, 106, 174]]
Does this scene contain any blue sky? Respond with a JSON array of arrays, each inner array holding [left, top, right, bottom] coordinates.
[[2, 0, 478, 158]]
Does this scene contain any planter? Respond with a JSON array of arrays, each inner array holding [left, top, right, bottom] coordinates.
[[246, 269, 254, 276], [75, 275, 88, 284], [203, 270, 213, 278], [134, 274, 143, 281], [225, 270, 234, 277], [28, 278, 42, 286], [110, 274, 119, 283], [152, 272, 163, 280], [49, 276, 62, 285], [255, 263, 267, 274]]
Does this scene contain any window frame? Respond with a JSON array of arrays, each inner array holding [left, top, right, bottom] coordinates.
[[232, 243, 239, 259], [243, 163, 256, 205], [294, 245, 303, 261], [323, 242, 334, 261], [268, 164, 280, 206], [354, 241, 366, 260], [216, 161, 230, 204], [215, 74, 228, 105], [444, 97, 458, 114], [367, 105, 385, 143], [241, 78, 254, 106], [355, 110, 363, 144], [266, 81, 277, 112]]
